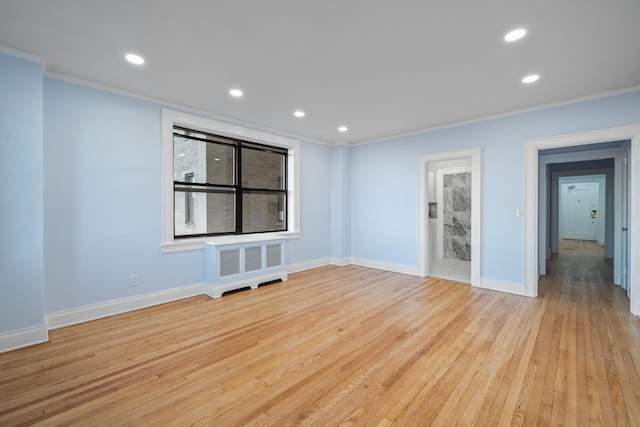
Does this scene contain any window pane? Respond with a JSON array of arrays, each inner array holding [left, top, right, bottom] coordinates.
[[242, 192, 286, 233], [174, 190, 235, 236], [174, 135, 235, 185], [241, 147, 285, 190]]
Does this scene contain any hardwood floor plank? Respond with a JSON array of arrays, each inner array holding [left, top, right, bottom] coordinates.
[[1, 241, 639, 425]]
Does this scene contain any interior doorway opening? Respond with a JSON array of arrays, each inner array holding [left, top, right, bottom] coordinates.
[[559, 178, 603, 243], [554, 173, 613, 284], [548, 164, 613, 261], [523, 124, 640, 316], [428, 162, 472, 283], [418, 147, 481, 288]]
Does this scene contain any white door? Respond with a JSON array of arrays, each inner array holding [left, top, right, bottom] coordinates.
[[562, 183, 598, 240]]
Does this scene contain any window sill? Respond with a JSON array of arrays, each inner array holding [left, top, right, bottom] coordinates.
[[161, 231, 300, 254]]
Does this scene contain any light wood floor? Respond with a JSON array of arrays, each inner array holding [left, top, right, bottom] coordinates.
[[1, 240, 639, 426]]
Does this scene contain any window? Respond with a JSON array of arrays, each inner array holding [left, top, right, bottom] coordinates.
[[162, 109, 299, 252], [173, 127, 287, 238]]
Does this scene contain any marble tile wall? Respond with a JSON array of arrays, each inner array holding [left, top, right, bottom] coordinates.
[[442, 172, 471, 261]]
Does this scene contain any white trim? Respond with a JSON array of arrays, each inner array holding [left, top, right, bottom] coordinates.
[[479, 279, 526, 296], [45, 283, 207, 330], [162, 231, 301, 253], [630, 139, 640, 315], [330, 257, 351, 267], [0, 44, 47, 65], [558, 176, 605, 245], [524, 124, 640, 315], [35, 55, 637, 149], [3, 258, 379, 353], [44, 71, 329, 146], [288, 258, 332, 273], [162, 109, 301, 253], [351, 258, 419, 276], [537, 148, 623, 279], [0, 326, 49, 354], [352, 86, 640, 147], [418, 148, 482, 288]]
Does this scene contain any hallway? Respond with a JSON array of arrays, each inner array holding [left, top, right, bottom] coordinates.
[[531, 239, 640, 425]]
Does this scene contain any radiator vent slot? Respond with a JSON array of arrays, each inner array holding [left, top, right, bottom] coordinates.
[[221, 286, 252, 297], [258, 279, 283, 288]]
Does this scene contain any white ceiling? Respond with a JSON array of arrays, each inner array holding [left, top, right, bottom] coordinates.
[[1, 0, 639, 145]]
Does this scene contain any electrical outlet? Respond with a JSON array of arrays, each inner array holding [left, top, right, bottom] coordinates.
[[130, 274, 139, 286]]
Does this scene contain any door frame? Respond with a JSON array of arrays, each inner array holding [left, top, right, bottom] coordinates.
[[523, 124, 640, 316], [559, 180, 599, 241], [540, 149, 622, 278], [558, 175, 607, 246], [418, 147, 481, 287]]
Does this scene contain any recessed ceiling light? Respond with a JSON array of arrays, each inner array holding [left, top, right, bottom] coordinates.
[[504, 28, 527, 42], [294, 111, 305, 118], [338, 126, 348, 132], [229, 89, 243, 97], [125, 53, 145, 65], [522, 74, 540, 84]]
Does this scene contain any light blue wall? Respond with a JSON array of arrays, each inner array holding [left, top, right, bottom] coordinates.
[[330, 145, 351, 260], [43, 79, 333, 312], [43, 79, 205, 312], [0, 53, 45, 334], [287, 140, 332, 265], [350, 90, 640, 284]]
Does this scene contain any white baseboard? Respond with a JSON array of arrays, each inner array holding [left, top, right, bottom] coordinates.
[[45, 283, 207, 330], [287, 258, 331, 274], [351, 257, 419, 276], [2, 259, 531, 355], [330, 257, 351, 267], [479, 279, 526, 296], [0, 325, 49, 354], [39, 258, 333, 338]]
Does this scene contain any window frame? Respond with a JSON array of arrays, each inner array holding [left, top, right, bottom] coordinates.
[[184, 172, 195, 227], [162, 109, 300, 253]]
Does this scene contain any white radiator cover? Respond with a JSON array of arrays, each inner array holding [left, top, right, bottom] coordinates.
[[205, 237, 287, 298]]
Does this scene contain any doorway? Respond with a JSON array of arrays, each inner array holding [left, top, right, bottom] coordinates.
[[429, 163, 472, 283], [523, 124, 640, 316], [418, 147, 481, 287], [559, 177, 605, 243]]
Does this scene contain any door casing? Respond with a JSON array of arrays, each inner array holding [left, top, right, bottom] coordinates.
[[418, 147, 481, 287], [524, 124, 640, 316]]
